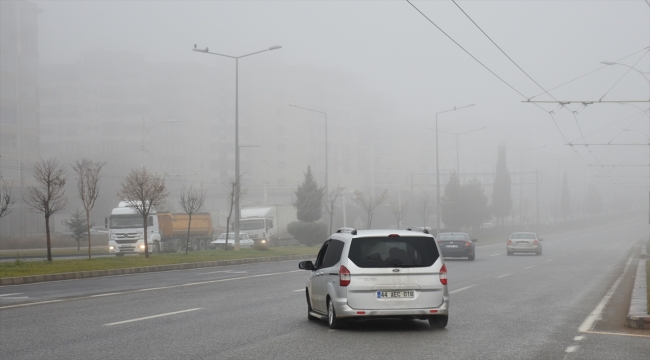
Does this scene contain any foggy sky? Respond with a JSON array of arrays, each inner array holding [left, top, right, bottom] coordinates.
[[34, 0, 650, 203]]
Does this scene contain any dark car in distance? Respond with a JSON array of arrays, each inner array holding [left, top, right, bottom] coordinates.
[[436, 232, 477, 261]]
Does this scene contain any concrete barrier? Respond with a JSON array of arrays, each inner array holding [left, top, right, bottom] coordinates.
[[627, 259, 649, 329]]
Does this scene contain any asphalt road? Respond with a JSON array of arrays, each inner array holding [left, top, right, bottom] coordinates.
[[1, 217, 648, 360]]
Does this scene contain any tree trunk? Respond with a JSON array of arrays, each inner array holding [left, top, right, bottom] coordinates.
[[185, 213, 192, 255], [143, 214, 149, 258], [86, 209, 92, 260], [45, 215, 52, 262], [225, 215, 231, 251]]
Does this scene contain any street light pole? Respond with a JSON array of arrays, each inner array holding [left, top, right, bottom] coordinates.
[[435, 104, 475, 234], [439, 125, 487, 175], [193, 44, 281, 250], [289, 104, 328, 197]]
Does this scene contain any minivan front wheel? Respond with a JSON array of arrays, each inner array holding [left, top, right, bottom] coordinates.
[[327, 298, 344, 329], [429, 315, 448, 329]]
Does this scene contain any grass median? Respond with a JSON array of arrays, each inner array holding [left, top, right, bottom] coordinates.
[[646, 260, 649, 315], [0, 247, 318, 279]]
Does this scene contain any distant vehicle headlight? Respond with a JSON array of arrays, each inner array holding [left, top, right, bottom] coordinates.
[[260, 239, 266, 244], [139, 244, 146, 250], [109, 246, 115, 250]]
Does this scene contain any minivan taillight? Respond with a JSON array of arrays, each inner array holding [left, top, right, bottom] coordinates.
[[533, 239, 539, 246], [507, 239, 512, 245], [439, 264, 447, 285], [339, 265, 351, 287]]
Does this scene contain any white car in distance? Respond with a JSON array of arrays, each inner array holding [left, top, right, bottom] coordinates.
[[210, 233, 254, 249]]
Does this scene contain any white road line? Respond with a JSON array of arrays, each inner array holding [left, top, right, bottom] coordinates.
[[88, 293, 122, 298], [293, 289, 305, 292], [0, 270, 301, 310], [525, 265, 536, 269], [496, 274, 510, 279], [490, 254, 500, 257], [0, 297, 28, 300], [578, 255, 634, 333], [449, 285, 476, 294], [565, 345, 579, 353], [573, 335, 584, 341], [196, 270, 247, 275], [0, 293, 23, 297], [104, 308, 201, 326], [546, 259, 554, 262]]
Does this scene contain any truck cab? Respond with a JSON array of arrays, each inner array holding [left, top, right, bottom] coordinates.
[[107, 201, 161, 256], [239, 217, 274, 244]]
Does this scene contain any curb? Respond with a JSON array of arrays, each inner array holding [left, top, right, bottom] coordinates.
[[627, 258, 649, 329], [641, 243, 649, 260], [0, 254, 315, 286]]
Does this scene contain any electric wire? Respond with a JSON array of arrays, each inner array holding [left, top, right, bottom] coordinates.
[[599, 50, 649, 101], [529, 46, 650, 100]]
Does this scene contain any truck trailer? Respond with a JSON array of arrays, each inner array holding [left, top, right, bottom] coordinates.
[[107, 201, 214, 255]]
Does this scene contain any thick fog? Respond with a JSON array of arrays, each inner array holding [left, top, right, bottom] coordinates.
[[2, 1, 648, 233]]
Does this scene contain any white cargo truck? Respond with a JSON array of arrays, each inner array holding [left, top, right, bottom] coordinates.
[[239, 205, 297, 246]]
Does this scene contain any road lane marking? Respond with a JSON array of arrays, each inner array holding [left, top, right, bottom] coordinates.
[[573, 335, 584, 341], [578, 255, 634, 333], [546, 259, 554, 262], [496, 274, 510, 278], [449, 285, 476, 294], [293, 289, 305, 292], [525, 265, 536, 269], [0, 270, 302, 310], [196, 270, 247, 275], [490, 254, 500, 257], [582, 330, 650, 338], [0, 293, 23, 297], [565, 346, 579, 353], [88, 293, 122, 298], [104, 308, 201, 326], [0, 297, 28, 300]]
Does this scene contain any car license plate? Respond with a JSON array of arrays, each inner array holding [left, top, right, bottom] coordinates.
[[517, 241, 528, 245], [376, 291, 414, 299], [446, 245, 459, 248]]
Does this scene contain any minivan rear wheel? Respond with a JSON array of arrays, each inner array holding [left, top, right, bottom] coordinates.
[[327, 297, 344, 329], [429, 315, 448, 329]]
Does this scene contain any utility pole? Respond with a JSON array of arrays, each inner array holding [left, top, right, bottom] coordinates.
[[536, 169, 539, 229]]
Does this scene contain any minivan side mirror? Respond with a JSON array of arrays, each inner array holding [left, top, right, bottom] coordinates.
[[472, 239, 478, 242], [299, 261, 314, 270]]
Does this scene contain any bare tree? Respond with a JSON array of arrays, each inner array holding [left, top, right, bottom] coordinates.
[[324, 185, 345, 234], [179, 183, 207, 254], [353, 189, 388, 229], [388, 196, 409, 230], [0, 173, 17, 219], [419, 192, 435, 228], [223, 175, 246, 251], [72, 158, 105, 260], [116, 168, 168, 258], [23, 158, 68, 262]]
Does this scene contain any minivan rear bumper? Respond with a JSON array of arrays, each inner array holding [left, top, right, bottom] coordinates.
[[334, 296, 449, 319]]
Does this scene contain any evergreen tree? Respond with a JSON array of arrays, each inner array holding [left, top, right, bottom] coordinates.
[[293, 166, 325, 222], [463, 178, 491, 230], [561, 172, 571, 221], [492, 144, 512, 226], [441, 172, 463, 229], [65, 208, 89, 251]]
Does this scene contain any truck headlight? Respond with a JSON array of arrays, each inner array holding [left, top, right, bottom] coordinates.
[[260, 239, 266, 244], [139, 244, 146, 250], [109, 246, 115, 250]]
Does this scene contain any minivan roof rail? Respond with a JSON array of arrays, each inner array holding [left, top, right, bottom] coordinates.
[[406, 227, 429, 234], [336, 227, 357, 235]]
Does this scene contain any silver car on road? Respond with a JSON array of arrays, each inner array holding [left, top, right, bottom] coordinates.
[[298, 228, 449, 329], [506, 232, 543, 256]]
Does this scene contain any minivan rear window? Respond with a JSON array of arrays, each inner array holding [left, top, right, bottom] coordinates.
[[348, 236, 439, 268]]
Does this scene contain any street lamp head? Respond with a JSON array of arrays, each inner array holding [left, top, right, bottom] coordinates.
[[192, 45, 208, 53], [167, 119, 180, 123], [269, 45, 282, 51], [600, 61, 616, 65]]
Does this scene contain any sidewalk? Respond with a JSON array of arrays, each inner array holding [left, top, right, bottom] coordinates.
[[627, 242, 649, 329]]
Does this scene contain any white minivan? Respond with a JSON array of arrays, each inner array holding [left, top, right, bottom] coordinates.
[[299, 228, 449, 329]]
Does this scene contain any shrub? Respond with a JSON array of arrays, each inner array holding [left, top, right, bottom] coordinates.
[[287, 221, 328, 247]]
